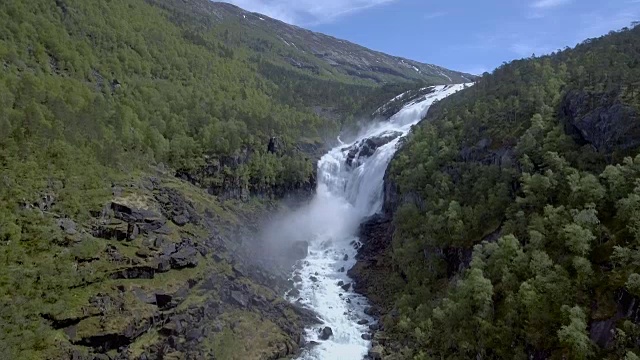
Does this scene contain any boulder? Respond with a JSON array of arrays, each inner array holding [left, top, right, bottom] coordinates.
[[361, 333, 372, 340], [357, 319, 369, 325], [319, 326, 333, 340], [170, 246, 199, 269], [341, 283, 351, 292], [111, 202, 160, 224]]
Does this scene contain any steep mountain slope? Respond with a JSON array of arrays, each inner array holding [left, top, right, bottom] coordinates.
[[351, 25, 640, 359], [0, 0, 469, 359], [147, 0, 473, 85]]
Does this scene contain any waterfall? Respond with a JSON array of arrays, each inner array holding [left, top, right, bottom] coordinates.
[[290, 84, 471, 360]]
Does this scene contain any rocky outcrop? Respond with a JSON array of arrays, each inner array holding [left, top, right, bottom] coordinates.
[[344, 131, 402, 168], [39, 171, 323, 360], [562, 89, 640, 154], [590, 289, 640, 348]]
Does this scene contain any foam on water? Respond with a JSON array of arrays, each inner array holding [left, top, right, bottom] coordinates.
[[292, 84, 472, 360]]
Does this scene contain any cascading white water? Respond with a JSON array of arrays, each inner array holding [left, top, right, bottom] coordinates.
[[291, 84, 471, 360]]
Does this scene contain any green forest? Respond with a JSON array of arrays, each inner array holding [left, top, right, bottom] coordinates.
[[380, 25, 640, 359], [0, 0, 429, 358]]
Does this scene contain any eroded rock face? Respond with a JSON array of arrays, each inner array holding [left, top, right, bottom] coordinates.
[[344, 131, 403, 168], [562, 89, 640, 154]]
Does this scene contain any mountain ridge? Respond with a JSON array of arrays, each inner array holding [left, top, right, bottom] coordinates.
[[147, 0, 474, 85]]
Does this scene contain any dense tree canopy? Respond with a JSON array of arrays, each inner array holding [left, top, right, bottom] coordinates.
[[383, 25, 640, 359]]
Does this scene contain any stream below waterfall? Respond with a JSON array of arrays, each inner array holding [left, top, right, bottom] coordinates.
[[286, 84, 471, 360]]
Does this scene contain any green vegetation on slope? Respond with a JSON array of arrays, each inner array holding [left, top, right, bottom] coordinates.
[[0, 0, 444, 358], [381, 25, 640, 359]]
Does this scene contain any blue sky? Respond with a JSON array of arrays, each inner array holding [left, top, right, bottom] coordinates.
[[223, 0, 640, 74]]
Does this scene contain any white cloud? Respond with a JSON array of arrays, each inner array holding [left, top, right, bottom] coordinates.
[[531, 0, 572, 9], [220, 0, 397, 25], [424, 11, 447, 20]]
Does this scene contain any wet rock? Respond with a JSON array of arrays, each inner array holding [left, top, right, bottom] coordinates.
[[369, 324, 379, 331], [288, 289, 300, 298], [361, 333, 372, 340], [341, 283, 351, 291], [338, 267, 345, 273], [310, 276, 319, 282], [337, 281, 344, 287], [343, 254, 349, 261], [319, 326, 333, 340], [364, 306, 376, 316], [345, 131, 403, 167], [293, 275, 303, 282], [357, 319, 369, 325]]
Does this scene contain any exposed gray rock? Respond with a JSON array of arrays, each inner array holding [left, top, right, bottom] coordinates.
[[562, 89, 640, 154], [172, 214, 189, 227], [319, 326, 333, 340], [230, 291, 249, 307], [345, 131, 403, 168], [170, 246, 199, 269], [57, 218, 77, 235]]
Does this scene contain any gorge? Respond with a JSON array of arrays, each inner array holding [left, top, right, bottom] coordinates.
[[284, 84, 471, 359]]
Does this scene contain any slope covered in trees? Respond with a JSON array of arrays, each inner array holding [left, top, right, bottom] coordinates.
[[0, 0, 466, 358], [359, 25, 640, 359]]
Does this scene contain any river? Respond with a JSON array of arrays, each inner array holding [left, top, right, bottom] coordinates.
[[289, 84, 471, 359]]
